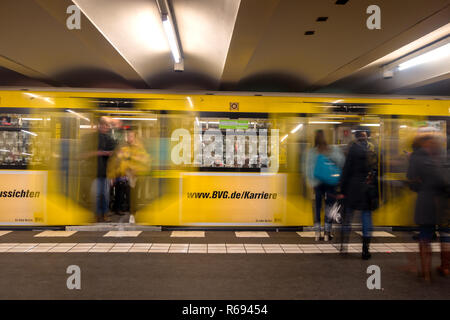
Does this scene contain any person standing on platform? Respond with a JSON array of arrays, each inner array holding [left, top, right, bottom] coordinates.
[[407, 133, 449, 281], [306, 130, 344, 241], [338, 130, 378, 259], [81, 117, 117, 222]]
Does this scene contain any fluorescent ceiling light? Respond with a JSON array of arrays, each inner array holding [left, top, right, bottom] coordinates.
[[309, 121, 342, 124], [290, 124, 303, 134], [22, 118, 43, 121], [162, 16, 181, 63], [21, 129, 37, 136], [281, 134, 288, 142], [21, 152, 32, 156], [361, 124, 380, 127], [399, 125, 407, 128], [398, 43, 450, 71], [111, 117, 157, 121]]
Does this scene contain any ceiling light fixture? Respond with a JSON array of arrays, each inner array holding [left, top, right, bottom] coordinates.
[[398, 42, 450, 71], [382, 37, 450, 77], [309, 121, 343, 124], [111, 117, 157, 121], [290, 124, 303, 134], [157, 0, 184, 71]]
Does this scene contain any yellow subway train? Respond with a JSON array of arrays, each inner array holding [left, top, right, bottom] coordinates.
[[0, 88, 448, 227]]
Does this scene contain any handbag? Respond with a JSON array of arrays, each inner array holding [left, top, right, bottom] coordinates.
[[313, 154, 342, 186], [327, 200, 343, 224]]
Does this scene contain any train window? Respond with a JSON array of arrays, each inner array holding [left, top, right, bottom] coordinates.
[[0, 113, 52, 169], [189, 117, 281, 171]]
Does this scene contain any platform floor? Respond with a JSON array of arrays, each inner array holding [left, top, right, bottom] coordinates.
[[0, 230, 448, 300]]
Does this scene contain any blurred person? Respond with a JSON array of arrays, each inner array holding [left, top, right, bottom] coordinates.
[[339, 130, 378, 259], [107, 129, 150, 223], [0, 116, 11, 126], [80, 116, 117, 222], [306, 130, 344, 241], [407, 134, 449, 281], [110, 118, 125, 142]]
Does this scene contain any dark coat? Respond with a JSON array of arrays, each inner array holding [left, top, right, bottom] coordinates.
[[340, 141, 379, 211], [407, 148, 448, 226]]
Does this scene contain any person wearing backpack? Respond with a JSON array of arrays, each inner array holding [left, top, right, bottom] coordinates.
[[338, 130, 378, 259], [306, 130, 344, 241]]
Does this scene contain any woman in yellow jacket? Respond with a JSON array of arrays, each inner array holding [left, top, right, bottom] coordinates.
[[107, 130, 150, 222]]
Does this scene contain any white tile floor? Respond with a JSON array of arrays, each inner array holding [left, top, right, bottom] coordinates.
[[296, 231, 317, 238], [0, 239, 444, 254], [34, 231, 77, 237], [355, 231, 395, 237], [235, 231, 269, 238], [103, 231, 142, 237], [171, 231, 205, 238]]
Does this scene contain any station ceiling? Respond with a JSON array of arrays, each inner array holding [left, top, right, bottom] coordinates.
[[0, 0, 449, 95]]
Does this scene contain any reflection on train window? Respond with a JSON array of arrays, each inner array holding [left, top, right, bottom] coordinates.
[[193, 117, 280, 171], [0, 113, 51, 169]]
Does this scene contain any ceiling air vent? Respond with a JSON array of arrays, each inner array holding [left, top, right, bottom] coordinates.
[[305, 31, 315, 35]]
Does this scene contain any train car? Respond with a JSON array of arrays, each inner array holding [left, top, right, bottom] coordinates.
[[0, 88, 448, 227]]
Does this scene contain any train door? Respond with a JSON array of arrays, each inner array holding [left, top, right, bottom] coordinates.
[[304, 115, 382, 224]]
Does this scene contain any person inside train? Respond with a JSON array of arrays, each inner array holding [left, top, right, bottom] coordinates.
[[305, 130, 344, 241], [407, 132, 449, 281], [338, 129, 379, 259], [107, 128, 150, 223], [80, 116, 117, 222]]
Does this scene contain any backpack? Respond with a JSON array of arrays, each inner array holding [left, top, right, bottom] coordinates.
[[313, 154, 342, 186]]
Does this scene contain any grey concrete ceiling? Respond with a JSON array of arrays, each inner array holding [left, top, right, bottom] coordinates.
[[0, 0, 448, 95]]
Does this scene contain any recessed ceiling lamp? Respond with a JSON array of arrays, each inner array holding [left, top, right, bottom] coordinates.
[[157, 0, 184, 71]]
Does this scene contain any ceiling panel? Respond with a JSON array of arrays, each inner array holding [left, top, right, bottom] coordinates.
[[73, 0, 241, 89]]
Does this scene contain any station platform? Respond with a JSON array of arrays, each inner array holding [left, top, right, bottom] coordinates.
[[0, 229, 448, 300]]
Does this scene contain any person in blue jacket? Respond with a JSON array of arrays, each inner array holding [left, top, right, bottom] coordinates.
[[305, 130, 344, 241]]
